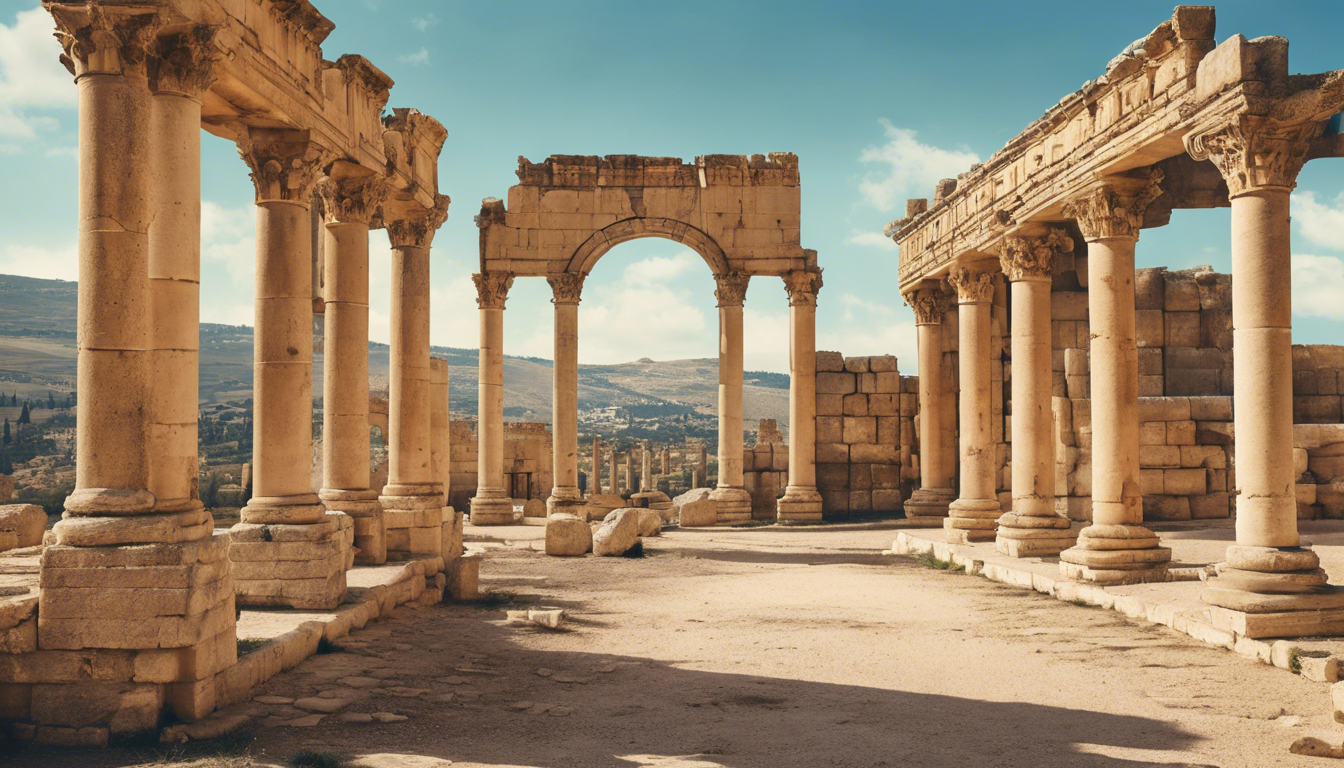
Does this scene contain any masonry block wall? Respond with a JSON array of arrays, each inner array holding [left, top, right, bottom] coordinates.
[[815, 352, 914, 517], [447, 421, 554, 512], [743, 438, 788, 520]]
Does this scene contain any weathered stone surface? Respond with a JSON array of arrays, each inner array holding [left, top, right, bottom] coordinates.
[[593, 509, 641, 556], [0, 504, 40, 549], [635, 508, 663, 537], [544, 514, 592, 557]]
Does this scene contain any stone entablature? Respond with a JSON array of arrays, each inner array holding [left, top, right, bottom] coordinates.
[[891, 6, 1344, 290], [476, 153, 812, 277]]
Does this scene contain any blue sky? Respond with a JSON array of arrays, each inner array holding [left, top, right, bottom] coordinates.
[[2, 0, 1343, 374]]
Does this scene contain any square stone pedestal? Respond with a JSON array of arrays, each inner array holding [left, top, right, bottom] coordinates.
[[947, 528, 997, 544], [382, 496, 445, 560], [995, 533, 1076, 558], [229, 518, 347, 610]]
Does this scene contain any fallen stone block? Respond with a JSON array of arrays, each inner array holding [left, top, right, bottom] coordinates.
[[0, 504, 46, 548], [544, 514, 592, 557], [635, 508, 662, 537], [593, 509, 641, 556]]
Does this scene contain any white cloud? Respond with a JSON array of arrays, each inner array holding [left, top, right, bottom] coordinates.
[[818, 293, 919, 373], [412, 13, 440, 32], [743, 306, 790, 374], [1295, 190, 1344, 252], [0, 241, 76, 281], [1293, 252, 1344, 321], [0, 8, 75, 139], [200, 201, 255, 286], [845, 229, 894, 249], [398, 47, 430, 66], [857, 119, 979, 212]]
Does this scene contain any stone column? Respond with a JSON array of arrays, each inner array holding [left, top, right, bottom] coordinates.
[[624, 452, 634, 495], [903, 283, 955, 522], [1060, 176, 1172, 582], [778, 268, 825, 523], [1184, 119, 1344, 615], [608, 445, 617, 497], [641, 445, 653, 492], [995, 228, 1076, 557], [39, 11, 235, 729], [710, 272, 752, 523], [944, 266, 1001, 542], [232, 132, 347, 609], [547, 272, 585, 515], [381, 197, 449, 555], [661, 448, 670, 476], [592, 438, 602, 496], [431, 358, 451, 501], [316, 173, 385, 564], [470, 272, 516, 524]]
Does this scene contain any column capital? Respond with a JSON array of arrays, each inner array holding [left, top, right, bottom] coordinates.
[[49, 3, 158, 79], [316, 173, 387, 226], [1184, 115, 1320, 197], [999, 227, 1073, 282], [946, 266, 995, 304], [782, 268, 823, 307], [547, 272, 586, 305], [1062, 171, 1164, 241], [236, 132, 332, 204], [473, 272, 514, 310], [903, 284, 951, 325], [714, 271, 750, 307], [384, 194, 450, 248], [147, 25, 218, 98]]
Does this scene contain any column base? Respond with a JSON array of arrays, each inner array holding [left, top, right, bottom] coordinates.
[[1059, 523, 1171, 584], [1199, 546, 1344, 636], [469, 488, 517, 526], [321, 488, 384, 565], [709, 487, 752, 525], [777, 487, 824, 524], [547, 488, 586, 517], [229, 516, 347, 610], [994, 512, 1075, 558], [380, 487, 444, 559], [240, 493, 325, 525], [904, 487, 955, 523], [945, 497, 1001, 542]]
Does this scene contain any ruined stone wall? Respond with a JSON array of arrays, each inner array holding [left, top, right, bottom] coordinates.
[[447, 421, 553, 511], [743, 422, 787, 519], [815, 353, 914, 517]]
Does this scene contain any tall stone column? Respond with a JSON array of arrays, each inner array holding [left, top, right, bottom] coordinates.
[[1185, 118, 1344, 617], [778, 268, 825, 523], [641, 445, 653, 492], [624, 452, 634, 495], [316, 173, 385, 564], [470, 272, 516, 524], [1060, 176, 1172, 583], [903, 283, 954, 522], [944, 266, 1001, 542], [608, 445, 617, 497], [381, 197, 450, 555], [995, 228, 1075, 557], [547, 272, 585, 515], [710, 271, 752, 523], [39, 10, 235, 730], [592, 438, 602, 496], [233, 131, 347, 609], [661, 448, 670, 475], [431, 357, 451, 502]]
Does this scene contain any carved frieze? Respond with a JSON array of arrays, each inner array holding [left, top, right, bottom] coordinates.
[[903, 286, 951, 325], [945, 267, 995, 305], [999, 228, 1073, 282], [237, 135, 331, 204], [386, 194, 450, 248], [782, 269, 824, 307], [1062, 171, 1164, 241], [49, 3, 158, 78], [714, 271, 750, 307], [1184, 115, 1321, 197], [474, 272, 515, 310], [547, 272, 586, 305], [316, 174, 387, 226], [148, 25, 218, 97]]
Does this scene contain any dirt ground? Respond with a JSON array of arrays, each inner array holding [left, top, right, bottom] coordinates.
[[5, 523, 1340, 768]]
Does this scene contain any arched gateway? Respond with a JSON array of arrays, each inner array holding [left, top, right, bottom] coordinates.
[[469, 154, 826, 525]]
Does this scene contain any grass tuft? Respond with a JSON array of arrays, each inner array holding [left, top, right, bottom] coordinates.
[[236, 638, 267, 656], [912, 550, 965, 572], [291, 749, 346, 768]]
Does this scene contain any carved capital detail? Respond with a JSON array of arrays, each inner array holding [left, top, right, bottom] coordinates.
[[147, 25, 218, 97], [903, 286, 951, 325], [945, 267, 995, 304], [316, 174, 387, 226], [782, 269, 823, 307], [236, 135, 331, 204], [714, 271, 750, 307], [1184, 116, 1320, 197], [385, 194, 450, 248], [1062, 171, 1164, 241], [49, 3, 158, 78], [999, 228, 1073, 282], [547, 272, 586, 305], [474, 272, 515, 310]]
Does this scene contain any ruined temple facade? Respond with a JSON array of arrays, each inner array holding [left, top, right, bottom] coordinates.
[[892, 6, 1344, 634]]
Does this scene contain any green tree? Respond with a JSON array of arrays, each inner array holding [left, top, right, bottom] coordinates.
[[2, 419, 8, 445], [46, 392, 55, 410], [16, 404, 30, 425]]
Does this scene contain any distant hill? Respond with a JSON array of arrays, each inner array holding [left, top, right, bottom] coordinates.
[[0, 273, 789, 427]]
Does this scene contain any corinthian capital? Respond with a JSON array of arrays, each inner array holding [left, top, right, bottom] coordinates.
[[714, 271, 750, 307], [48, 3, 158, 78], [1184, 115, 1320, 197], [316, 173, 387, 226], [147, 25, 218, 97], [945, 266, 995, 304], [903, 285, 950, 325], [999, 228, 1073, 282], [385, 194, 450, 248], [547, 272, 586, 305], [237, 133, 331, 204], [1062, 171, 1163, 241], [474, 272, 515, 310], [782, 269, 823, 307]]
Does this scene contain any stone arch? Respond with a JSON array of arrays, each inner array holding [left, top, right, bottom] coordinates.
[[565, 217, 730, 276]]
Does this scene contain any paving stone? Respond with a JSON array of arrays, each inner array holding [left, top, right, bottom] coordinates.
[[339, 676, 383, 689], [383, 687, 429, 698], [254, 695, 295, 705], [294, 697, 352, 714], [371, 712, 408, 723], [283, 714, 326, 727], [337, 712, 374, 723], [506, 700, 533, 711]]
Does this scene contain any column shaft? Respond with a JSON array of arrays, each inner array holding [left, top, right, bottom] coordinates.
[[470, 272, 515, 524], [945, 268, 1000, 541], [710, 284, 751, 522], [547, 275, 583, 515], [778, 269, 823, 522], [386, 245, 434, 491], [903, 285, 954, 521], [322, 220, 372, 495]]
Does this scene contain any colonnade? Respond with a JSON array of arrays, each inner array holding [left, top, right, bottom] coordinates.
[[468, 267, 824, 525]]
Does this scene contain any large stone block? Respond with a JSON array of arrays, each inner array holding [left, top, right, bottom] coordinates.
[[1138, 347, 1163, 375], [877, 416, 899, 445], [1134, 310, 1164, 347], [1134, 268, 1167, 310], [1139, 397, 1191, 422], [31, 682, 162, 733], [815, 443, 848, 463], [816, 372, 856, 396], [816, 394, 843, 416], [1051, 291, 1088, 321], [1191, 493, 1231, 519], [1164, 468, 1207, 496], [0, 505, 45, 548], [1188, 396, 1232, 421], [1165, 312, 1201, 348], [1166, 420, 1196, 445], [869, 355, 898, 372], [816, 416, 842, 444], [850, 444, 899, 464], [844, 356, 870, 374], [843, 416, 877, 444], [816, 463, 849, 490], [1145, 496, 1191, 521], [842, 394, 869, 416], [1139, 445, 1181, 469], [816, 351, 844, 372], [1164, 276, 1201, 311]]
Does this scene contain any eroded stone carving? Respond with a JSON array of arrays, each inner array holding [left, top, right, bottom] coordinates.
[[714, 271, 750, 307], [474, 272, 515, 310], [547, 272, 585, 305], [237, 135, 332, 203], [1184, 116, 1320, 196], [386, 193, 450, 247], [147, 25, 219, 96], [999, 228, 1073, 282], [903, 286, 951, 325], [316, 173, 388, 225], [49, 2, 158, 77], [946, 267, 995, 304], [782, 269, 823, 306], [1062, 171, 1164, 241]]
